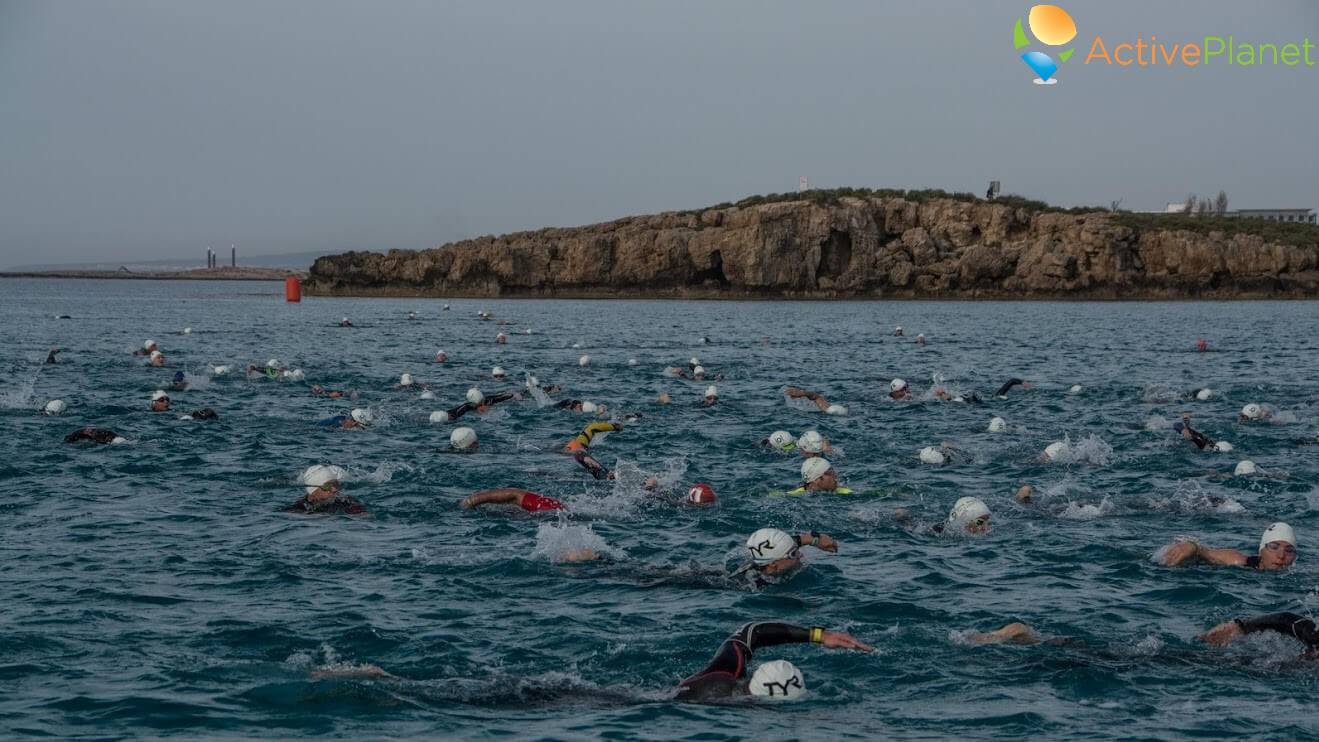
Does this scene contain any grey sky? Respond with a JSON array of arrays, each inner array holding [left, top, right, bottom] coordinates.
[[1, 0, 1316, 268]]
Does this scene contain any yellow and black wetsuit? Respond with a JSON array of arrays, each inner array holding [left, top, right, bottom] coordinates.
[[564, 422, 619, 452]]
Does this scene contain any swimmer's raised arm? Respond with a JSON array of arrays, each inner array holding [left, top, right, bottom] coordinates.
[[1190, 544, 1249, 567], [460, 489, 530, 509], [1198, 612, 1319, 648], [796, 531, 838, 553]]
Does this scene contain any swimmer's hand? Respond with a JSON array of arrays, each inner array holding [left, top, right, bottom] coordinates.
[[803, 532, 838, 553], [821, 631, 873, 652], [1196, 620, 1243, 647], [1014, 485, 1034, 504], [783, 387, 806, 398]]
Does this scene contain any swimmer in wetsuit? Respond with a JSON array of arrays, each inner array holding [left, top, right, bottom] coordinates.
[[888, 378, 910, 400], [45, 347, 61, 364], [781, 457, 853, 495], [433, 391, 519, 423], [562, 421, 622, 453], [63, 427, 125, 444], [1157, 522, 1297, 571], [1172, 414, 1215, 450], [183, 408, 218, 421], [733, 528, 839, 588], [283, 464, 366, 515], [1198, 612, 1319, 656], [150, 391, 171, 412], [993, 378, 1032, 398], [317, 408, 374, 429], [310, 384, 349, 399], [675, 622, 872, 702]]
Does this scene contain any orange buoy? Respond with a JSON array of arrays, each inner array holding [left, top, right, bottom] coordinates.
[[285, 276, 302, 303]]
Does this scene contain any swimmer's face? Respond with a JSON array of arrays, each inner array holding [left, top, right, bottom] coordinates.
[[657, 393, 671, 405], [811, 469, 838, 491], [151, 356, 165, 367], [704, 396, 717, 406], [964, 515, 991, 535], [308, 480, 340, 503], [759, 545, 803, 575], [151, 398, 170, 412], [1258, 541, 1296, 570]]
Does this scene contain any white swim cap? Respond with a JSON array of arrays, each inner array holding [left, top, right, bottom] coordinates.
[[110, 436, 128, 445], [267, 359, 279, 368], [749, 660, 805, 700], [151, 390, 169, 402], [824, 404, 847, 416], [1043, 441, 1070, 461], [1196, 389, 1213, 400], [746, 528, 798, 565], [988, 416, 1007, 433], [948, 496, 990, 527], [1069, 384, 1082, 394], [492, 366, 506, 378], [768, 431, 796, 451], [342, 317, 349, 322], [705, 385, 718, 399], [895, 326, 902, 331], [801, 457, 832, 484], [149, 350, 162, 359], [1234, 460, 1258, 477], [419, 390, 436, 400], [450, 426, 478, 450], [300, 464, 347, 496], [287, 369, 305, 381], [211, 365, 231, 375], [578, 355, 590, 367], [466, 388, 485, 405], [890, 378, 907, 392], [43, 399, 67, 415], [1214, 440, 1234, 453], [1260, 522, 1296, 551], [350, 408, 374, 427], [797, 431, 825, 454], [496, 332, 507, 340], [919, 446, 946, 465], [400, 373, 413, 386], [627, 358, 638, 366], [429, 410, 450, 424], [693, 366, 706, 376], [182, 327, 192, 335], [436, 349, 446, 357], [143, 339, 156, 350], [1242, 403, 1262, 420], [689, 357, 700, 366], [580, 401, 598, 414]]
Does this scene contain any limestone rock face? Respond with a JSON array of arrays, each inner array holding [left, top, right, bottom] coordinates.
[[306, 197, 1319, 298]]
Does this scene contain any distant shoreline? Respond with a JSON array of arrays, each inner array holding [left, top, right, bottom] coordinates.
[[0, 267, 303, 281]]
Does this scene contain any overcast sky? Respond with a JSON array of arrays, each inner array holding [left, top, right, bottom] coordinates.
[[1, 0, 1316, 267]]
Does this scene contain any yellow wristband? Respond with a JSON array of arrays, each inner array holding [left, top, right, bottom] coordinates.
[[810, 626, 824, 643]]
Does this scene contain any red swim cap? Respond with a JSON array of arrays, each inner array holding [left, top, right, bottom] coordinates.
[[686, 483, 717, 505]]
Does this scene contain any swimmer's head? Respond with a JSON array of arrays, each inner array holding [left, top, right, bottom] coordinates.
[[704, 385, 718, 403], [627, 358, 639, 367], [1068, 384, 1082, 394], [748, 660, 805, 700], [686, 483, 717, 506], [419, 390, 436, 400], [466, 388, 485, 405], [450, 426, 478, 451], [825, 404, 847, 416], [1241, 403, 1263, 420], [578, 355, 590, 367], [149, 350, 164, 365], [492, 366, 506, 379], [150, 390, 170, 411], [429, 410, 451, 424], [182, 327, 191, 335], [1196, 388, 1213, 400], [797, 431, 825, 455], [172, 371, 185, 383], [435, 350, 447, 362], [350, 408, 374, 427], [767, 430, 796, 452], [211, 365, 231, 376], [746, 527, 800, 568], [1213, 440, 1234, 453], [890, 378, 907, 392], [267, 359, 280, 369], [656, 391, 671, 405], [579, 401, 598, 414], [143, 339, 157, 351], [988, 416, 1007, 433], [689, 357, 700, 366], [43, 399, 67, 416], [948, 496, 991, 534], [496, 333, 507, 344], [801, 457, 835, 489], [300, 464, 347, 497], [400, 373, 413, 387], [1234, 460, 1258, 477], [1258, 522, 1297, 570], [919, 446, 946, 465], [692, 365, 706, 379], [1043, 441, 1069, 461]]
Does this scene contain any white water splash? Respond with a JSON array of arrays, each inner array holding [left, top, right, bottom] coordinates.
[[532, 522, 619, 563], [1144, 415, 1172, 432], [0, 369, 40, 409], [1057, 497, 1115, 520], [1046, 434, 1114, 466]]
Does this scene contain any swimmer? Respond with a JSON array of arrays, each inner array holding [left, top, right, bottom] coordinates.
[[894, 325, 904, 336], [1189, 387, 1213, 401], [448, 426, 479, 452], [1196, 338, 1208, 352], [932, 386, 981, 404], [1238, 403, 1270, 423], [915, 333, 926, 345], [310, 384, 347, 399], [734, 528, 839, 587], [796, 430, 829, 457], [1157, 522, 1296, 571], [460, 488, 566, 513], [657, 391, 671, 405], [761, 430, 797, 453], [169, 371, 188, 391], [496, 332, 507, 345], [895, 496, 992, 535], [149, 390, 171, 412], [432, 390, 519, 423], [562, 421, 622, 454], [888, 378, 909, 400], [993, 378, 1033, 398], [783, 457, 852, 495], [554, 399, 601, 414], [317, 408, 374, 429], [783, 386, 831, 412], [182, 408, 218, 421], [663, 366, 689, 378], [149, 350, 165, 367], [248, 360, 285, 380], [572, 452, 661, 489], [492, 366, 507, 380], [394, 373, 428, 390], [63, 427, 126, 444], [134, 339, 158, 357], [675, 622, 872, 701], [283, 465, 365, 515], [45, 347, 61, 364], [703, 386, 718, 406], [1198, 613, 1319, 656], [407, 311, 417, 321], [42, 400, 67, 416], [1172, 413, 1216, 450], [918, 442, 963, 464], [339, 317, 353, 327], [435, 350, 447, 363]]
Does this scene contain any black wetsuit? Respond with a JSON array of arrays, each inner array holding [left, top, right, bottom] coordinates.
[[186, 408, 218, 420], [282, 495, 367, 515], [444, 392, 517, 422], [676, 622, 815, 701], [63, 427, 119, 444], [994, 378, 1027, 397], [1180, 423, 1214, 450], [555, 399, 584, 410], [45, 349, 60, 364], [574, 452, 611, 480], [1238, 612, 1319, 655]]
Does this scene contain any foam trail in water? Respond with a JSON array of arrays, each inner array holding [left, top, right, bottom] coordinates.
[[532, 521, 618, 562], [525, 373, 553, 408], [0, 368, 40, 409]]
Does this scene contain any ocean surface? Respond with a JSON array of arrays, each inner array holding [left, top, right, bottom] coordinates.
[[3, 278, 1319, 740]]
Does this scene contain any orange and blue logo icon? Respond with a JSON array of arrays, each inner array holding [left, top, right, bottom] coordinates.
[[1014, 5, 1077, 84]]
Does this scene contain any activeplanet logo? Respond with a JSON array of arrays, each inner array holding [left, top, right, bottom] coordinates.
[[1014, 4, 1315, 86]]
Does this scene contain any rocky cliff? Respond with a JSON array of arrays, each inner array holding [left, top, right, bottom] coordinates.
[[306, 195, 1319, 299]]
